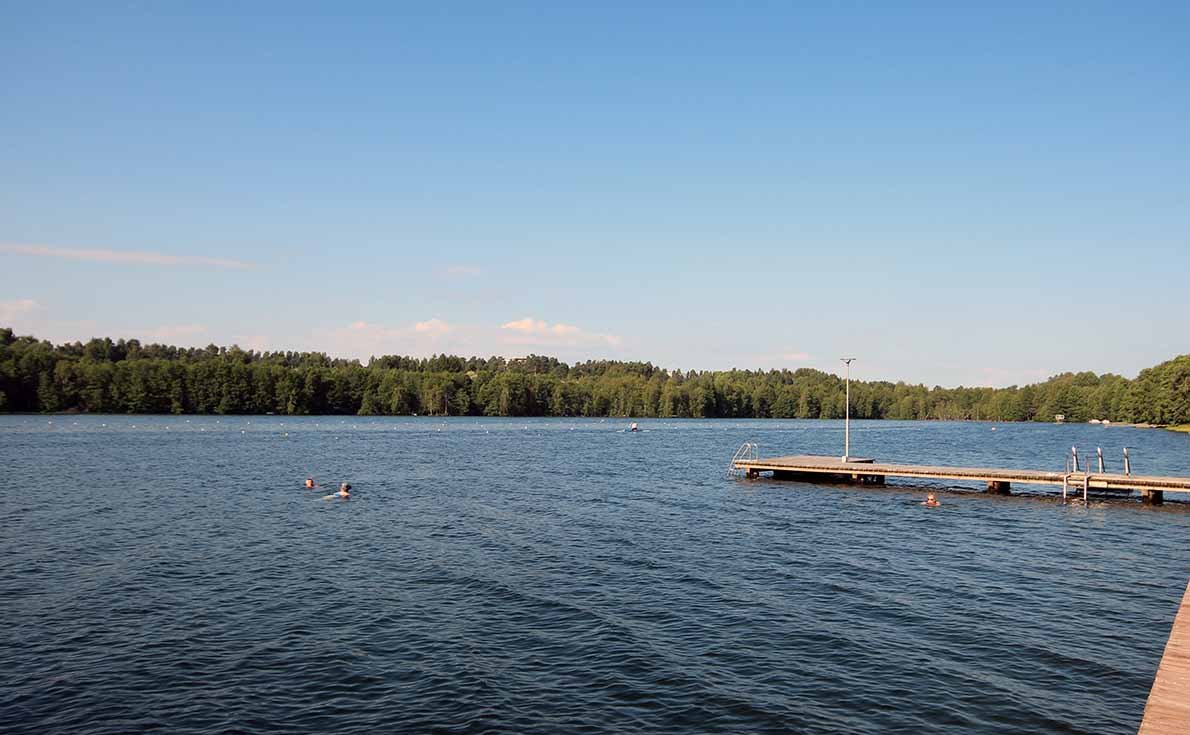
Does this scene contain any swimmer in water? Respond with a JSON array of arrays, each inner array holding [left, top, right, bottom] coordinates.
[[305, 477, 316, 489], [923, 493, 940, 507], [322, 483, 351, 500]]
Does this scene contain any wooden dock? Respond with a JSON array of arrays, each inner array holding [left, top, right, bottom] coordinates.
[[732, 454, 1190, 504], [1139, 581, 1190, 734]]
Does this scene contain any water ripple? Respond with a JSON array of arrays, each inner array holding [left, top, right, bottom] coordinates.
[[2, 416, 1188, 734]]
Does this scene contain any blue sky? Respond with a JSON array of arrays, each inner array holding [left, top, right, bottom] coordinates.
[[2, 2, 1188, 386]]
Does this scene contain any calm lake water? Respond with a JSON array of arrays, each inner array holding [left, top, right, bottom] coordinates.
[[2, 416, 1188, 734]]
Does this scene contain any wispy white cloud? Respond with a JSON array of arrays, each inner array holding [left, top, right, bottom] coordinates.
[[314, 316, 623, 360], [414, 318, 452, 335], [347, 318, 453, 337], [323, 318, 460, 359], [0, 298, 37, 322], [0, 299, 103, 344], [500, 317, 621, 347], [135, 324, 210, 342], [438, 264, 483, 279], [1, 243, 254, 270], [501, 317, 577, 336], [232, 334, 271, 352]]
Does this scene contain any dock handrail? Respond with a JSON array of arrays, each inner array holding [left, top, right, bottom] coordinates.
[[728, 441, 759, 478]]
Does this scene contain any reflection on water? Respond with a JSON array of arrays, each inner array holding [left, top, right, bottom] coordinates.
[[2, 417, 1188, 734]]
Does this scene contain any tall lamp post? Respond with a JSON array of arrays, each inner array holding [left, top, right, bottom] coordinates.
[[841, 357, 855, 461]]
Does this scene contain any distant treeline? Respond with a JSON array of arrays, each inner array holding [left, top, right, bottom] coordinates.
[[1, 328, 1188, 424]]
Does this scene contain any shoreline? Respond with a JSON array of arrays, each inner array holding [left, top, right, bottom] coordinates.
[[0, 412, 1184, 430]]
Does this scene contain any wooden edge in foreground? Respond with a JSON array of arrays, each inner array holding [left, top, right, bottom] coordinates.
[[1138, 581, 1190, 734]]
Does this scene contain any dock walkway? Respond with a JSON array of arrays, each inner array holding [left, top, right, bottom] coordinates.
[[1139, 581, 1190, 734], [732, 454, 1190, 503]]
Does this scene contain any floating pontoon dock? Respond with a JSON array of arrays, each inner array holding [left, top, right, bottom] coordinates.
[[730, 452, 1190, 504], [1139, 581, 1190, 734]]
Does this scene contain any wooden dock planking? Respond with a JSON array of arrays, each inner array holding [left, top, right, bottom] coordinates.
[[1139, 581, 1190, 735], [732, 454, 1190, 500]]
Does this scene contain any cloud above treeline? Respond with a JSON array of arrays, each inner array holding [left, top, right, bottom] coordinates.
[[413, 318, 452, 335], [0, 299, 221, 349], [1, 243, 254, 270], [500, 317, 622, 347], [317, 316, 624, 360], [0, 298, 38, 322], [134, 324, 210, 341], [2, 296, 625, 365]]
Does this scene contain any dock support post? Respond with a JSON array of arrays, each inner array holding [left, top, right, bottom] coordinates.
[[986, 480, 1011, 495], [1097, 447, 1104, 473], [1124, 448, 1131, 476], [1062, 475, 1069, 503], [1141, 489, 1165, 506], [746, 468, 759, 479]]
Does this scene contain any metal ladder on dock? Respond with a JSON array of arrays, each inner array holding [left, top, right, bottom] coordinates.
[[1062, 446, 1134, 503], [728, 441, 759, 478], [1063, 448, 1095, 503]]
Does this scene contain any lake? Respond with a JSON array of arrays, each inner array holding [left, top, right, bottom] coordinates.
[[2, 416, 1188, 734]]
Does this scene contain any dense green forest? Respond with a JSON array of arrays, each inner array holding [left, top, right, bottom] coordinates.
[[1, 328, 1188, 423]]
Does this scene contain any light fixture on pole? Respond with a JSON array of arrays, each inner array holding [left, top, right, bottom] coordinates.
[[841, 357, 855, 461]]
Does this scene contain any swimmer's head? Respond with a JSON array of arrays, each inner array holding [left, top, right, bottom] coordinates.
[[340, 483, 351, 492], [305, 477, 314, 488]]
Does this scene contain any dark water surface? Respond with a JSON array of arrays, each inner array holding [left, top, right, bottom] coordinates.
[[2, 417, 1188, 734]]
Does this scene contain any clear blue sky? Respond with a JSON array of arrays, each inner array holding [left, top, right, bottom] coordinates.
[[2, 2, 1188, 386]]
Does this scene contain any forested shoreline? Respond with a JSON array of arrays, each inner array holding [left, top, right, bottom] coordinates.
[[1, 328, 1187, 424]]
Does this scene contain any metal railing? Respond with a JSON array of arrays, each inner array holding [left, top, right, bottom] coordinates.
[[1063, 446, 1134, 503], [727, 441, 759, 478], [1067, 446, 1132, 475]]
